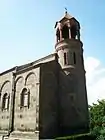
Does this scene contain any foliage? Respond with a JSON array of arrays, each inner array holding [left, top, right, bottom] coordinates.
[[56, 99, 105, 140], [89, 99, 105, 139]]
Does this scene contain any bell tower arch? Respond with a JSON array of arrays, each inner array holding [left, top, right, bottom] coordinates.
[[55, 11, 82, 70]]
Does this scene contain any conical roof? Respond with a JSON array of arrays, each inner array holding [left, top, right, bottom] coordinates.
[[55, 12, 74, 28], [60, 12, 73, 21], [54, 12, 80, 28]]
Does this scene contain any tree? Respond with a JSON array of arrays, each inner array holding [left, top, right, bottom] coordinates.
[[89, 100, 105, 139]]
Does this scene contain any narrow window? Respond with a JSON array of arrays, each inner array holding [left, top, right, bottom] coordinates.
[[73, 52, 76, 64], [64, 52, 68, 65], [68, 51, 73, 65], [24, 93, 28, 107], [2, 93, 9, 110], [5, 97, 8, 109], [20, 88, 30, 108]]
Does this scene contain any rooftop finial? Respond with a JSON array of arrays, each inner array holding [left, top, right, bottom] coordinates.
[[65, 7, 67, 14]]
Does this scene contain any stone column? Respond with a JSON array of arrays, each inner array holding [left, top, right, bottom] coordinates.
[[57, 22, 62, 41], [8, 71, 16, 134], [35, 82, 39, 135], [77, 29, 80, 40], [68, 22, 71, 39], [59, 29, 62, 41], [56, 34, 58, 43], [69, 27, 71, 39]]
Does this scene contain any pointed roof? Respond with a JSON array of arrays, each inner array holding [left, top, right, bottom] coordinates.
[[54, 12, 80, 28], [60, 11, 73, 21], [54, 12, 74, 28]]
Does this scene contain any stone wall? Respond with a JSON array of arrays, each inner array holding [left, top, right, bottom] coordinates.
[[14, 67, 40, 133], [0, 71, 13, 135], [39, 60, 59, 139], [58, 68, 89, 136], [0, 66, 40, 140], [0, 54, 57, 140]]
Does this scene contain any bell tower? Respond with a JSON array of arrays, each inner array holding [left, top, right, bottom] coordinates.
[[55, 11, 82, 70], [55, 11, 89, 136]]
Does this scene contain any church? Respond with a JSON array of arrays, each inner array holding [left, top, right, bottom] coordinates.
[[0, 12, 89, 140]]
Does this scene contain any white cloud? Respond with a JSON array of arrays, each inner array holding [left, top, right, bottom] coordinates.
[[84, 57, 105, 105]]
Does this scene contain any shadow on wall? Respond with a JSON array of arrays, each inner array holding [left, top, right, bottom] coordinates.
[[39, 61, 89, 139]]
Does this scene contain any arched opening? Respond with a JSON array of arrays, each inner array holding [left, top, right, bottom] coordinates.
[[56, 28, 60, 42], [25, 72, 36, 85], [20, 88, 30, 108], [62, 25, 69, 39], [71, 26, 77, 39], [2, 93, 9, 110]]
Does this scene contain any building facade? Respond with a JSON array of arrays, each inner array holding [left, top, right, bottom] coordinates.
[[0, 12, 89, 140]]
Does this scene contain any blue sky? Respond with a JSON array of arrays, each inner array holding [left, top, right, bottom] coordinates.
[[0, 0, 105, 104]]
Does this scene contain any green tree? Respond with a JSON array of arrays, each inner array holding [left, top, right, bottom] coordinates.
[[89, 100, 105, 139]]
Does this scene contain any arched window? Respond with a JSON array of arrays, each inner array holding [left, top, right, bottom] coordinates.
[[2, 93, 9, 110], [62, 25, 69, 39], [20, 88, 30, 108], [71, 26, 77, 39], [64, 52, 68, 65], [56, 28, 60, 42]]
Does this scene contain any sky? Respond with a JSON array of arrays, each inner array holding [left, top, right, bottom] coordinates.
[[0, 0, 105, 105]]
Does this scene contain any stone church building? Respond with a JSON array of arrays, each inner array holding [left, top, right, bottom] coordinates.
[[0, 12, 89, 140]]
